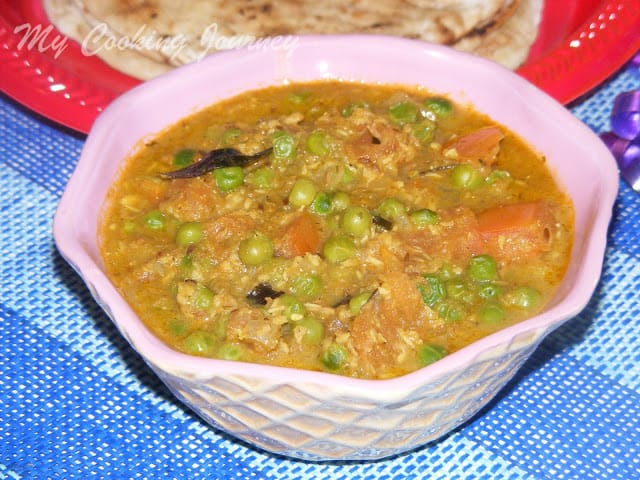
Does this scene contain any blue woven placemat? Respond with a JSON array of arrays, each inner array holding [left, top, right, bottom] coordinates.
[[1, 59, 639, 480]]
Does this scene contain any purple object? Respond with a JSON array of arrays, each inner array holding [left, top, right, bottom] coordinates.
[[618, 138, 640, 191], [601, 131, 631, 159], [630, 52, 640, 79], [603, 85, 640, 191], [611, 90, 640, 140]]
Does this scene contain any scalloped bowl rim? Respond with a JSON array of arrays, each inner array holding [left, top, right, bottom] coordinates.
[[53, 34, 617, 396]]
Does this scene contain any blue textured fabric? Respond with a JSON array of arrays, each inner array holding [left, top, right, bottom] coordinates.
[[1, 56, 639, 480]]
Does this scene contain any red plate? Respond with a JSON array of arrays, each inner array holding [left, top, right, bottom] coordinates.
[[1, 0, 639, 134]]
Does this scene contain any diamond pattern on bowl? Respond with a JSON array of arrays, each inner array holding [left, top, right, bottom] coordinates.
[[148, 326, 549, 460]]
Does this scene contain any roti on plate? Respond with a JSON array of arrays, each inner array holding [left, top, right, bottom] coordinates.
[[454, 0, 543, 69], [43, 0, 543, 80]]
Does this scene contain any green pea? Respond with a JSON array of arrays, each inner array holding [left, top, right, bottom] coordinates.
[[297, 316, 324, 344], [508, 286, 542, 309], [413, 119, 436, 143], [192, 285, 215, 310], [341, 165, 356, 184], [478, 303, 505, 324], [176, 222, 204, 246], [323, 234, 356, 263], [238, 232, 274, 266], [410, 209, 439, 227], [477, 283, 502, 300], [213, 314, 228, 340], [214, 166, 244, 192], [486, 169, 511, 184], [451, 164, 483, 189], [377, 198, 407, 221], [388, 101, 418, 125], [288, 91, 310, 104], [289, 273, 323, 300], [341, 102, 368, 117], [306, 130, 330, 156], [221, 128, 242, 145], [289, 178, 318, 207], [173, 148, 196, 166], [180, 255, 194, 272], [424, 97, 453, 117], [277, 294, 307, 321], [417, 274, 446, 307], [217, 343, 243, 360], [168, 319, 188, 337], [311, 192, 332, 215], [349, 290, 374, 315], [439, 263, 457, 280], [341, 206, 372, 237], [248, 167, 274, 188], [417, 343, 447, 367], [436, 300, 463, 322], [321, 343, 348, 370], [272, 131, 296, 160], [143, 210, 165, 230], [468, 255, 498, 282], [331, 191, 351, 211], [183, 331, 215, 356], [446, 279, 468, 299]]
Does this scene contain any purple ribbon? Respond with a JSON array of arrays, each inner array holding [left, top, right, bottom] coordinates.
[[611, 91, 640, 140], [631, 52, 640, 80], [600, 53, 640, 192], [601, 131, 640, 191]]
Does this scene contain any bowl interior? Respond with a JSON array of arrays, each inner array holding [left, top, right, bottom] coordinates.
[[53, 35, 618, 390]]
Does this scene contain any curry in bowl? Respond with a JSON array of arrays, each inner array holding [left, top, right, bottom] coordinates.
[[99, 81, 574, 380]]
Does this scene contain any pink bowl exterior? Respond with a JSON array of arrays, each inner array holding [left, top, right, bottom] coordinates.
[[53, 35, 618, 460]]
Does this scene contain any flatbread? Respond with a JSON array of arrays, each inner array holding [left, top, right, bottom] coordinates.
[[44, 0, 173, 78], [43, 0, 542, 80], [68, 0, 508, 66], [454, 0, 543, 69]]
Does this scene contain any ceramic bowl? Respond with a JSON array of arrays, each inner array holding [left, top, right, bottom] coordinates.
[[53, 35, 618, 461]]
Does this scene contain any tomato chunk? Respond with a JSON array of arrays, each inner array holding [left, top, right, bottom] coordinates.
[[276, 213, 322, 258], [477, 202, 554, 262], [443, 126, 504, 165]]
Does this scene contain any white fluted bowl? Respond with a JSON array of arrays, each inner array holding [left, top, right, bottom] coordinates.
[[54, 35, 618, 461]]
